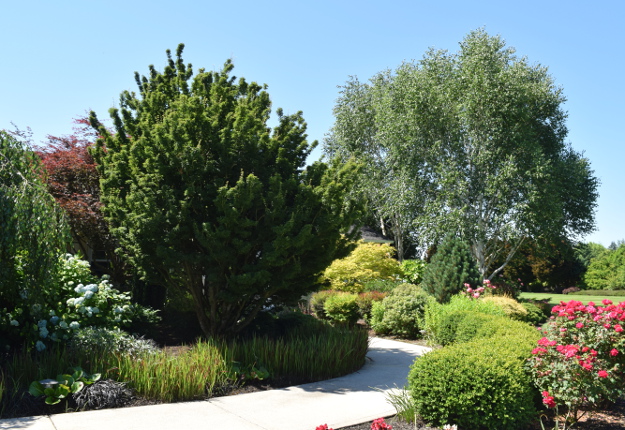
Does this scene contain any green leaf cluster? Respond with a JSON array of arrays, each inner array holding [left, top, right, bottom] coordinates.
[[321, 240, 403, 293], [28, 367, 100, 405], [90, 45, 361, 338], [584, 244, 625, 289]]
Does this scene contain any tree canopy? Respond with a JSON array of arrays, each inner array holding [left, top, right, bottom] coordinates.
[[90, 45, 361, 338], [325, 29, 598, 279]]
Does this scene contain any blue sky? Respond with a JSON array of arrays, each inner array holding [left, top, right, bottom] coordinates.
[[2, 0, 622, 246]]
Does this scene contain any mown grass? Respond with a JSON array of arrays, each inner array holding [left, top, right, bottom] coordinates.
[[520, 292, 625, 306]]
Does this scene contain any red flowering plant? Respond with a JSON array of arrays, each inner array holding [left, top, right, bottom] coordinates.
[[527, 299, 625, 426], [315, 418, 391, 430]]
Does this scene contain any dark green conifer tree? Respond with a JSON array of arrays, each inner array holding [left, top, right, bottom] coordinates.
[[90, 45, 361, 338], [421, 236, 480, 303]]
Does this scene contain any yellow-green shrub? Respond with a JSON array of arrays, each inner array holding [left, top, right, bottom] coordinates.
[[323, 293, 360, 326], [481, 296, 528, 321], [321, 241, 403, 293]]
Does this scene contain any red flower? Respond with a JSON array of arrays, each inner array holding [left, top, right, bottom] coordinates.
[[316, 425, 333, 430], [610, 348, 619, 356], [542, 391, 556, 408], [371, 418, 392, 430], [598, 370, 609, 378], [576, 322, 584, 329], [615, 325, 623, 333]]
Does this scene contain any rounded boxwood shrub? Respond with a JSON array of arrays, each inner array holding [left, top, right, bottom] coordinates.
[[408, 336, 537, 430], [368, 283, 429, 339], [323, 293, 359, 326]]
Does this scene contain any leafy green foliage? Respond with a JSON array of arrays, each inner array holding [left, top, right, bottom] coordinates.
[[90, 45, 361, 338], [409, 336, 537, 430], [421, 236, 480, 303], [326, 29, 598, 279], [321, 241, 403, 293], [323, 292, 360, 326], [584, 244, 625, 289], [309, 290, 338, 320], [423, 294, 507, 344], [368, 283, 429, 339], [355, 291, 386, 320], [1, 132, 71, 349], [400, 259, 426, 284], [481, 296, 528, 321], [29, 367, 100, 405]]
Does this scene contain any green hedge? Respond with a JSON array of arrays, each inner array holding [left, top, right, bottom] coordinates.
[[408, 334, 538, 429]]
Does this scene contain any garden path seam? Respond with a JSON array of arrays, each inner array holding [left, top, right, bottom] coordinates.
[[0, 338, 430, 430]]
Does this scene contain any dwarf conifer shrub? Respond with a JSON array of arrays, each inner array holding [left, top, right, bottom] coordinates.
[[421, 236, 480, 303], [408, 336, 537, 429]]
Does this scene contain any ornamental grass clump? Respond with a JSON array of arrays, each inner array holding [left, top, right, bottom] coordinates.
[[527, 299, 625, 426]]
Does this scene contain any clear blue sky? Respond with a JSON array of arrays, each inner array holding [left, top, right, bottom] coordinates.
[[2, 0, 622, 246]]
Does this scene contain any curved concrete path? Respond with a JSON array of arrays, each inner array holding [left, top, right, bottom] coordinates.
[[0, 338, 430, 430]]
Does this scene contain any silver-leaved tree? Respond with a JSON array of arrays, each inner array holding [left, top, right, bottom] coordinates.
[[326, 29, 598, 279]]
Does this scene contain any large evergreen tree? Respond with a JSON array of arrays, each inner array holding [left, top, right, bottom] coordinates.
[[90, 45, 361, 338]]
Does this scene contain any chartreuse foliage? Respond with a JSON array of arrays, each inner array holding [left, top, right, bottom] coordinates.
[[90, 45, 361, 338], [584, 244, 625, 289], [421, 236, 480, 303], [321, 241, 403, 292]]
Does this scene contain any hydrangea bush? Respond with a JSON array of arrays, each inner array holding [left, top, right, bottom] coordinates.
[[1, 254, 158, 351], [527, 299, 625, 425]]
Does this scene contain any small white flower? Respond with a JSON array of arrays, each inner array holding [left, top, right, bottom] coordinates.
[[36, 341, 46, 352], [67, 298, 76, 306], [69, 321, 80, 330], [67, 281, 75, 286]]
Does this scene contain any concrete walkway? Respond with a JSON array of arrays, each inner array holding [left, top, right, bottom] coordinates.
[[0, 338, 430, 430]]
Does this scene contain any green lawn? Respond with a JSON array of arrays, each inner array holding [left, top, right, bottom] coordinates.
[[520, 292, 625, 306]]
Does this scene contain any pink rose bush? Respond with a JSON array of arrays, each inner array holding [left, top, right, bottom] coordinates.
[[527, 299, 625, 424]]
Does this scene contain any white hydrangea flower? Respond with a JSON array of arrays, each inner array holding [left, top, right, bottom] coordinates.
[[39, 326, 49, 338], [67, 298, 76, 306], [59, 321, 68, 329], [69, 321, 80, 330], [50, 316, 60, 324], [74, 297, 85, 306], [36, 341, 46, 352], [37, 320, 47, 328], [74, 284, 85, 294], [84, 291, 94, 300], [10, 320, 19, 326]]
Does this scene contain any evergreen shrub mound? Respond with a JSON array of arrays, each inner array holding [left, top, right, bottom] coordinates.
[[421, 236, 480, 303], [408, 336, 538, 430], [423, 294, 506, 344], [482, 296, 528, 321], [355, 291, 386, 320], [323, 293, 360, 326], [519, 301, 549, 325], [369, 283, 429, 339], [310, 290, 338, 320]]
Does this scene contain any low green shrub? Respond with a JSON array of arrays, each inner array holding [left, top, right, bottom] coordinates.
[[323, 293, 360, 326], [309, 290, 337, 320], [368, 284, 429, 339], [408, 336, 537, 430], [68, 327, 159, 357], [568, 289, 625, 296], [481, 296, 528, 321], [519, 301, 549, 325], [423, 294, 506, 344], [400, 259, 426, 285]]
